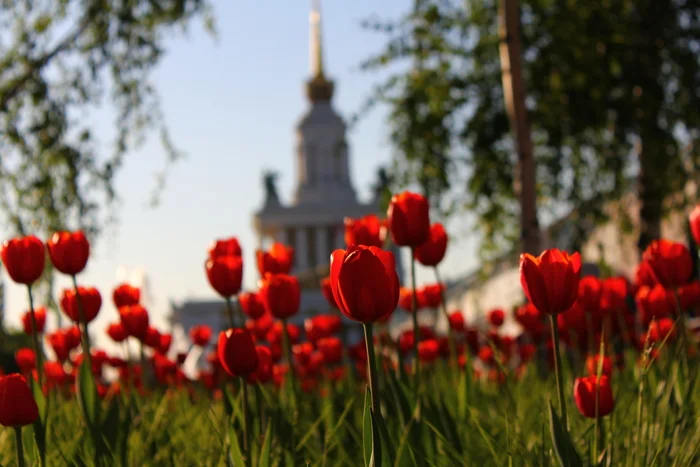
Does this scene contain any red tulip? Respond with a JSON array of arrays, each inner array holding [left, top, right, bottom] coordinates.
[[205, 255, 243, 298], [636, 285, 675, 326], [266, 321, 301, 345], [158, 333, 173, 355], [514, 303, 542, 332], [647, 317, 676, 344], [292, 342, 314, 366], [256, 242, 294, 276], [1, 235, 45, 284], [246, 312, 274, 340], [398, 288, 414, 312], [585, 354, 613, 377], [304, 314, 342, 343], [519, 249, 582, 315], [578, 276, 603, 312], [418, 339, 440, 363], [414, 223, 448, 267], [690, 204, 700, 246], [208, 237, 243, 259], [144, 327, 161, 349], [64, 326, 82, 349], [44, 361, 68, 385], [247, 346, 273, 384], [190, 325, 212, 347], [317, 336, 343, 364], [573, 375, 615, 418], [329, 245, 400, 323], [600, 277, 629, 313], [387, 191, 431, 248], [418, 283, 444, 309], [641, 239, 693, 289], [217, 329, 258, 377], [344, 214, 385, 248], [20, 307, 46, 335], [487, 308, 505, 327], [60, 286, 101, 323], [239, 292, 265, 320], [448, 311, 465, 331], [320, 277, 338, 309], [679, 281, 700, 310], [119, 305, 150, 340], [478, 346, 496, 366], [15, 348, 36, 373], [47, 231, 90, 275], [112, 283, 140, 308], [47, 331, 70, 361], [106, 323, 128, 343], [259, 273, 300, 320], [0, 374, 39, 427]]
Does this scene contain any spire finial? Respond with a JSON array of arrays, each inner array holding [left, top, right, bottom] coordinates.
[[310, 0, 324, 78], [306, 0, 334, 102]]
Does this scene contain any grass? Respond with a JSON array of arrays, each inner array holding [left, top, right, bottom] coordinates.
[[1, 336, 699, 466]]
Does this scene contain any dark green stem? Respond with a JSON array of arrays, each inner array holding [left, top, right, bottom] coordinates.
[[71, 275, 92, 368], [255, 383, 265, 434], [363, 322, 382, 466], [410, 249, 420, 397], [241, 377, 251, 466], [224, 296, 236, 329], [549, 315, 569, 430], [282, 318, 297, 404], [14, 426, 25, 467], [26, 284, 43, 385]]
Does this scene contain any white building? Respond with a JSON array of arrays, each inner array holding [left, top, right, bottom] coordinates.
[[170, 2, 402, 344]]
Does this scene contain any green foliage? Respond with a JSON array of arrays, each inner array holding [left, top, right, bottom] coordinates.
[[0, 0, 214, 240], [0, 349, 699, 466], [361, 0, 700, 259]]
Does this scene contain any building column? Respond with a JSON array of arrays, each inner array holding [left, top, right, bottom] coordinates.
[[295, 226, 309, 272], [316, 225, 328, 269]]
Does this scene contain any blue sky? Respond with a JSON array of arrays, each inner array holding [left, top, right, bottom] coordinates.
[[2, 0, 479, 344]]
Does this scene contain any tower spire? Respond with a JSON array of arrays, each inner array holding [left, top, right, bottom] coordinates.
[[310, 0, 324, 79], [306, 0, 334, 103]]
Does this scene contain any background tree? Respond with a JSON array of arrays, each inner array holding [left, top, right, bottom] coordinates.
[[361, 0, 700, 261], [0, 0, 214, 240]]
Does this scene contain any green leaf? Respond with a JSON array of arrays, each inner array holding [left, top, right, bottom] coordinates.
[[258, 422, 272, 467], [548, 400, 583, 467], [393, 419, 417, 467], [30, 381, 47, 466], [228, 421, 245, 467], [77, 359, 99, 427], [363, 386, 373, 467]]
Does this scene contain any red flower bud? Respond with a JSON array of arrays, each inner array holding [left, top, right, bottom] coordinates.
[[344, 214, 385, 248], [106, 322, 128, 343], [387, 191, 431, 247], [317, 336, 343, 364], [60, 286, 101, 323], [217, 329, 258, 377], [259, 274, 300, 320], [15, 348, 36, 373], [519, 249, 581, 315], [47, 231, 90, 276], [119, 305, 150, 340], [1, 235, 45, 284], [573, 375, 615, 418], [21, 307, 46, 335], [112, 283, 140, 308], [190, 325, 213, 347], [256, 243, 294, 276], [414, 223, 448, 267], [487, 308, 505, 327], [641, 239, 693, 289], [239, 292, 265, 320], [205, 256, 243, 297], [247, 345, 273, 384], [329, 245, 399, 323], [0, 374, 39, 427]]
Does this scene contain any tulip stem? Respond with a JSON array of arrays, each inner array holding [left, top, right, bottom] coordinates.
[[549, 315, 569, 430], [434, 267, 457, 376], [363, 322, 383, 465], [225, 296, 236, 329], [26, 284, 44, 385], [14, 426, 25, 467], [409, 250, 420, 399], [281, 318, 297, 406], [71, 275, 92, 368], [240, 377, 251, 466]]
